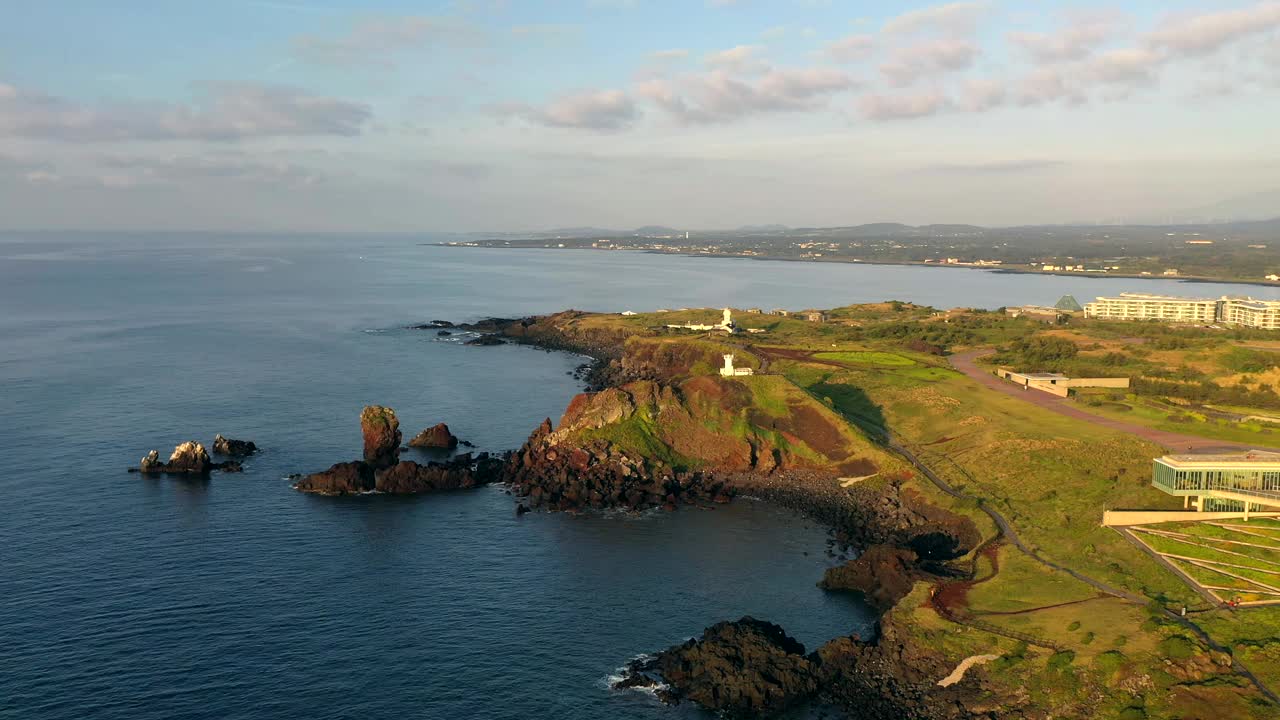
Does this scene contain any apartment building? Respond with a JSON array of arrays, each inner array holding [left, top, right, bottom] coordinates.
[[1083, 293, 1280, 329], [1083, 293, 1219, 323], [1221, 298, 1280, 330]]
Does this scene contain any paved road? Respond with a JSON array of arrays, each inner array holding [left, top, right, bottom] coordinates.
[[948, 349, 1266, 453]]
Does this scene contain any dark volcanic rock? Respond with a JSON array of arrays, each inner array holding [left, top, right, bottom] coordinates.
[[361, 405, 402, 469], [213, 433, 257, 457], [814, 623, 974, 720], [409, 320, 454, 329], [408, 423, 459, 450], [293, 461, 375, 494], [504, 418, 736, 512], [465, 335, 506, 346], [615, 617, 820, 716], [820, 545, 921, 612], [437, 330, 452, 336], [373, 453, 503, 494]]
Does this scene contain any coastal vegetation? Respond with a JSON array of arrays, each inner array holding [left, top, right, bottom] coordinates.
[[475, 303, 1280, 718]]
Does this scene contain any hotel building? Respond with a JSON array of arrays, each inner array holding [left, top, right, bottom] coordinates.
[[1083, 293, 1219, 323]]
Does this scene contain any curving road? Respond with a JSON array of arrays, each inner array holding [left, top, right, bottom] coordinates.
[[948, 349, 1268, 453]]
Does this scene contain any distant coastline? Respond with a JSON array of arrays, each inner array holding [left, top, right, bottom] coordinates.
[[433, 243, 1280, 292]]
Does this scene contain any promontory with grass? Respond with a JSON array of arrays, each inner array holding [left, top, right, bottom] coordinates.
[[443, 303, 1280, 719]]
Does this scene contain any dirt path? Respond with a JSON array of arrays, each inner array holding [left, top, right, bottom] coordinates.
[[949, 349, 1260, 452], [937, 655, 999, 687]]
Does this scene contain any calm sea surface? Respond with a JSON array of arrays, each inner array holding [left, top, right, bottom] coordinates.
[[1, 234, 1274, 720]]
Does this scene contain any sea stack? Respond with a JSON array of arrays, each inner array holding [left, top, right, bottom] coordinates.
[[360, 405, 402, 469], [409, 423, 460, 450]]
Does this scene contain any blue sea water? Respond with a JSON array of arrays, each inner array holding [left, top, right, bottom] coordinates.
[[1, 234, 1274, 720]]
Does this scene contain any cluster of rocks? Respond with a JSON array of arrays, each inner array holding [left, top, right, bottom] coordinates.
[[213, 433, 257, 457], [130, 435, 256, 475], [292, 405, 500, 495], [613, 617, 982, 720], [504, 419, 734, 512]]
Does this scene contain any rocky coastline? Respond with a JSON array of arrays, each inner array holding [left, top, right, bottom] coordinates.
[[440, 311, 995, 718]]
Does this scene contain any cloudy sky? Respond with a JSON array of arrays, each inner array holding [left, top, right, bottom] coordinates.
[[2, 0, 1278, 232]]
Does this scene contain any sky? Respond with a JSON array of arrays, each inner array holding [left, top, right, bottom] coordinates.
[[1, 0, 1278, 232]]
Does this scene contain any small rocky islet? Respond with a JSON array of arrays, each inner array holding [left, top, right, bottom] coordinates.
[[129, 435, 255, 475]]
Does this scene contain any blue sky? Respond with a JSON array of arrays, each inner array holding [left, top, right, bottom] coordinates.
[[1, 0, 1278, 231]]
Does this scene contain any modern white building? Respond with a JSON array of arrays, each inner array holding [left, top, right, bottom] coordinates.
[[1220, 298, 1280, 330], [1084, 293, 1280, 329], [1084, 293, 1219, 323]]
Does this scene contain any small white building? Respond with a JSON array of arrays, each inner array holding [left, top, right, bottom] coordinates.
[[667, 308, 738, 333], [720, 354, 754, 377]]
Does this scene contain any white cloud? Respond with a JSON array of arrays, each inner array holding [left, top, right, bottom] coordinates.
[[639, 67, 855, 124], [883, 2, 988, 36], [857, 90, 949, 120], [880, 39, 978, 86], [959, 78, 1005, 111], [705, 45, 769, 73], [1146, 2, 1280, 57], [1088, 47, 1162, 87], [1009, 12, 1123, 64], [0, 82, 372, 142], [498, 89, 639, 130], [823, 34, 876, 62]]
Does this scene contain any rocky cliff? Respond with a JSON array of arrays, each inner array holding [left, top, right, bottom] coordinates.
[[505, 373, 899, 511]]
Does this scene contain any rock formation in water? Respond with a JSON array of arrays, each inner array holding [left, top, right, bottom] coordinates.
[[614, 616, 983, 720], [616, 617, 821, 715], [373, 453, 503, 494], [408, 423, 460, 450], [132, 441, 242, 474], [361, 405, 402, 469], [293, 460, 375, 494], [293, 407, 499, 495], [213, 434, 257, 456]]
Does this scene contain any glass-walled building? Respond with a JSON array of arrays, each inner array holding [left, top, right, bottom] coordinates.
[[1152, 451, 1280, 511]]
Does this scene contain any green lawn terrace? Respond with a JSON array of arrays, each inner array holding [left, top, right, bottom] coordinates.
[[1127, 519, 1280, 606]]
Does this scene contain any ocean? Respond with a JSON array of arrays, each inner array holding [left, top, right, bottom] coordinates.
[[1, 233, 1274, 719]]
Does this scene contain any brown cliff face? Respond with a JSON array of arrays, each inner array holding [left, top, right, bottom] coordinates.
[[360, 405, 402, 469], [505, 418, 735, 512]]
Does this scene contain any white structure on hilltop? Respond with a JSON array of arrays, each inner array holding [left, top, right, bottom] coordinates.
[[667, 307, 738, 333], [720, 354, 754, 377], [1083, 293, 1280, 329]]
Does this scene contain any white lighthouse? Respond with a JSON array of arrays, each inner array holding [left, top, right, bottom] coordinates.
[[720, 354, 754, 377]]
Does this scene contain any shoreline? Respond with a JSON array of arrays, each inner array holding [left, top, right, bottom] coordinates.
[[433, 243, 1280, 291], [450, 313, 992, 717]]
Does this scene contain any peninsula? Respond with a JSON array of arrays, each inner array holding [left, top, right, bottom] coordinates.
[[440, 217, 1280, 287], [448, 303, 1280, 719]]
